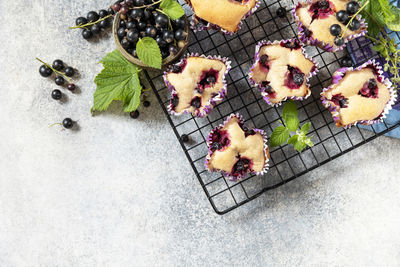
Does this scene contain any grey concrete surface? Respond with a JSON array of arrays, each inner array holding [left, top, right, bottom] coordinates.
[[1, 0, 400, 266]]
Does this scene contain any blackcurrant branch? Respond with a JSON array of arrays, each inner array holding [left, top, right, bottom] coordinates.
[[129, 0, 163, 9], [69, 14, 113, 29], [340, 0, 369, 38], [35, 57, 72, 82]]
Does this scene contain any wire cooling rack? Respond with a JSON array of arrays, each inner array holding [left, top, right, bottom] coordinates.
[[144, 0, 400, 214]]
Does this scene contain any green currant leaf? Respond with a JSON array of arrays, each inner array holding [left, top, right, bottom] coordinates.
[[160, 0, 185, 20], [270, 126, 290, 147], [136, 37, 162, 69], [93, 50, 142, 113]]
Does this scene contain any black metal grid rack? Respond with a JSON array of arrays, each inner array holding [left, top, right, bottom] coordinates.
[[145, 0, 400, 214]]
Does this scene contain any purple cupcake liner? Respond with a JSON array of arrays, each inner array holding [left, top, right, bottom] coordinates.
[[320, 60, 397, 128], [187, 0, 261, 35], [163, 53, 232, 118], [204, 113, 270, 181], [292, 0, 368, 52], [248, 39, 319, 106]]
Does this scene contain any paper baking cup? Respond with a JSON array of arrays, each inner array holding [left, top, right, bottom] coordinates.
[[163, 53, 231, 118], [320, 60, 397, 128], [186, 0, 261, 35], [292, 0, 368, 52], [248, 39, 319, 106], [204, 113, 270, 181]]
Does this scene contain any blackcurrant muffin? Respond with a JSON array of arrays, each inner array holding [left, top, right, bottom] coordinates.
[[293, 0, 367, 52], [187, 0, 260, 34], [205, 114, 270, 181], [164, 53, 231, 117], [321, 60, 396, 128], [249, 39, 318, 105]]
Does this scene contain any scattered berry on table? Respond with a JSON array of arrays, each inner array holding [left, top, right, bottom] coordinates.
[[51, 89, 62, 100], [130, 110, 140, 119], [143, 100, 150, 107], [62, 118, 74, 129], [339, 56, 353, 67], [55, 76, 65, 86], [67, 83, 76, 91], [180, 134, 190, 143], [276, 7, 287, 18], [39, 65, 53, 77]]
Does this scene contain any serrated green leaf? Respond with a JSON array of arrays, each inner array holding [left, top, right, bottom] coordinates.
[[301, 122, 311, 134], [386, 4, 400, 31], [160, 0, 185, 20], [136, 37, 162, 69], [294, 140, 307, 153], [287, 135, 299, 145], [93, 49, 141, 113], [270, 126, 290, 147], [377, 0, 395, 22], [285, 115, 300, 132]]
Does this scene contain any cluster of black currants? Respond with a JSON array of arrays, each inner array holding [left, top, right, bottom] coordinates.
[[39, 59, 77, 102], [330, 1, 361, 46], [113, 0, 188, 59], [75, 9, 113, 40]]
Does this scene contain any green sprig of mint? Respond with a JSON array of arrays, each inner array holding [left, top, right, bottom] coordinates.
[[270, 100, 314, 153]]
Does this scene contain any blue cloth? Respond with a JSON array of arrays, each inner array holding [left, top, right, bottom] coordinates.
[[346, 0, 400, 137]]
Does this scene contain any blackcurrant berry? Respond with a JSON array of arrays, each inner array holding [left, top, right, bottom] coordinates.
[[76, 17, 88, 26], [330, 24, 341, 36], [117, 27, 126, 38], [134, 0, 145, 6], [52, 59, 64, 71], [276, 7, 286, 18], [87, 11, 100, 22], [145, 26, 157, 38], [131, 48, 138, 58], [121, 38, 131, 49], [62, 118, 74, 129], [346, 1, 359, 15], [259, 54, 268, 67], [55, 76, 65, 86], [339, 56, 353, 67], [174, 29, 186, 41], [161, 49, 170, 59], [39, 65, 53, 77], [137, 21, 147, 31], [155, 14, 169, 28], [51, 89, 62, 100], [91, 24, 101, 34], [126, 21, 137, 29], [348, 19, 360, 31], [120, 6, 129, 15], [143, 100, 150, 107], [125, 0, 134, 6], [293, 73, 304, 86], [64, 67, 75, 77], [180, 134, 189, 143], [173, 17, 186, 29], [119, 20, 126, 28], [334, 36, 344, 46], [108, 7, 115, 15], [162, 30, 174, 43], [82, 29, 93, 39], [67, 83, 76, 91], [143, 10, 153, 22], [112, 3, 122, 12], [99, 19, 109, 29], [99, 9, 109, 18], [129, 9, 144, 20], [169, 45, 178, 56], [156, 36, 167, 48], [130, 110, 140, 119], [127, 30, 139, 43], [336, 10, 349, 23]]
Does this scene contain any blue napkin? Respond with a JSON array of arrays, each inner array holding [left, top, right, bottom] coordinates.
[[346, 0, 400, 137]]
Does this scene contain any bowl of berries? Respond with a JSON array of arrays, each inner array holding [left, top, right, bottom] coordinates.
[[112, 0, 190, 69]]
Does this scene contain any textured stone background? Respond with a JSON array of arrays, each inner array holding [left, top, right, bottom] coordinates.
[[1, 0, 400, 266]]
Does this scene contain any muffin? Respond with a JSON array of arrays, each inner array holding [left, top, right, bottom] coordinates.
[[249, 39, 318, 105], [321, 60, 397, 128], [293, 0, 367, 52], [164, 53, 231, 117], [205, 113, 269, 181], [187, 0, 260, 34]]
